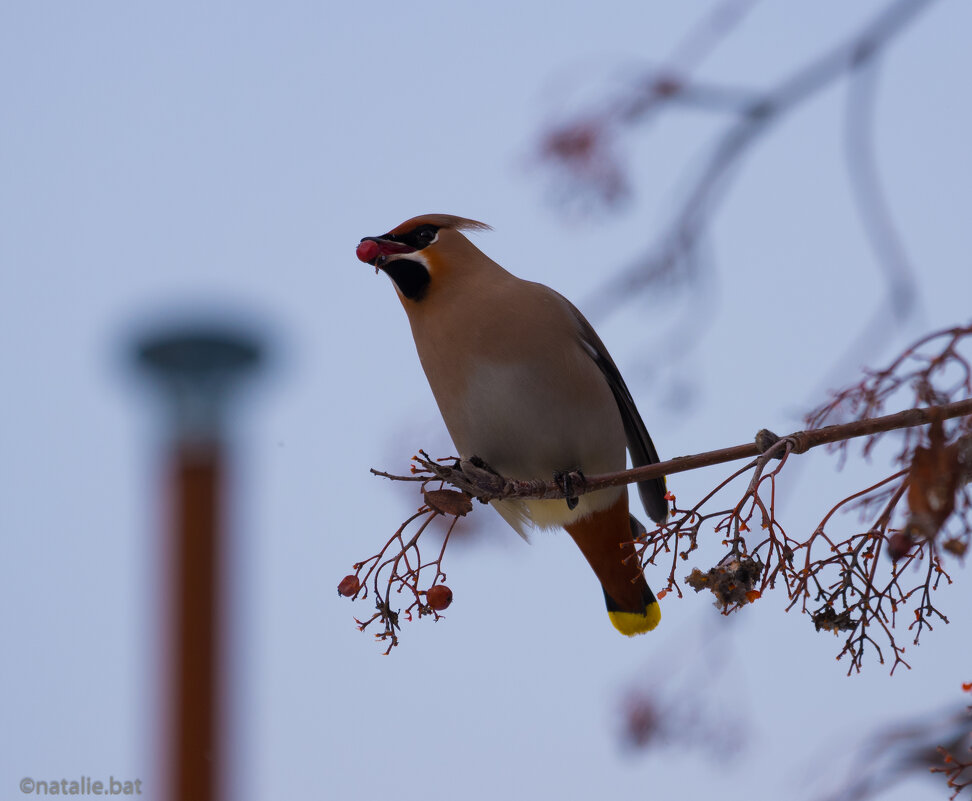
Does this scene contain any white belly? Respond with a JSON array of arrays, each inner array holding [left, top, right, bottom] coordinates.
[[440, 361, 626, 535]]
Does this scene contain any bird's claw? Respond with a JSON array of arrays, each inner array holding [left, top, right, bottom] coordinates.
[[554, 470, 583, 510]]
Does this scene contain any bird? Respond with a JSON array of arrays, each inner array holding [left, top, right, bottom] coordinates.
[[356, 214, 668, 635]]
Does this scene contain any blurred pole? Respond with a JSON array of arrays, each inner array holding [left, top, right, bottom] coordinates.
[[134, 328, 262, 801]]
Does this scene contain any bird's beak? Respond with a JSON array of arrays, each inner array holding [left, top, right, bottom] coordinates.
[[356, 236, 416, 267]]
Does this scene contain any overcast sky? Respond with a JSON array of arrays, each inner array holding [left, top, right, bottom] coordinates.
[[2, 2, 971, 800]]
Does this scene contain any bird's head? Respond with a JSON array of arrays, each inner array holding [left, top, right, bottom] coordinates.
[[356, 214, 492, 302]]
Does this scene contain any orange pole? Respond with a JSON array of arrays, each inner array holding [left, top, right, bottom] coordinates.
[[135, 326, 262, 801], [170, 443, 222, 801]]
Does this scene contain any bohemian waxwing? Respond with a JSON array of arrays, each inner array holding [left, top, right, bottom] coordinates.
[[356, 214, 668, 635]]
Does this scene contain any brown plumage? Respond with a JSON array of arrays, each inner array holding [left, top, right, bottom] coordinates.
[[356, 214, 666, 635]]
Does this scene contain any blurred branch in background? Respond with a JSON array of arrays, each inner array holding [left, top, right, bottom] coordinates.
[[535, 0, 935, 389], [617, 616, 750, 759], [817, 685, 972, 801], [535, 0, 763, 212]]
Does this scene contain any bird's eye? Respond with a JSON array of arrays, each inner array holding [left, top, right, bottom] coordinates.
[[417, 226, 437, 243]]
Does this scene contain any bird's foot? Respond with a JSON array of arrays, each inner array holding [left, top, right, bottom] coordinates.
[[554, 469, 584, 511]]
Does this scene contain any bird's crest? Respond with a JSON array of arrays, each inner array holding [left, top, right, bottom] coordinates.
[[387, 214, 492, 236]]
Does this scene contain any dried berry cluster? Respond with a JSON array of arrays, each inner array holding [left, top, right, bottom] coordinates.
[[337, 482, 468, 654], [685, 554, 763, 611], [634, 324, 972, 674]]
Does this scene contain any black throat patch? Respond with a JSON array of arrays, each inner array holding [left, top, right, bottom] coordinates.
[[383, 258, 430, 301]]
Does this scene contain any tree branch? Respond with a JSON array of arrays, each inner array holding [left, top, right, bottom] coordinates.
[[393, 398, 972, 504]]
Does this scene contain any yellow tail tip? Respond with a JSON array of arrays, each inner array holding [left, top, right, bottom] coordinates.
[[608, 600, 661, 636]]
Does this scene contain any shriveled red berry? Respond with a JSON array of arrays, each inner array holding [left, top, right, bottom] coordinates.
[[426, 584, 453, 611], [424, 489, 473, 517], [337, 575, 360, 597], [887, 532, 914, 561]]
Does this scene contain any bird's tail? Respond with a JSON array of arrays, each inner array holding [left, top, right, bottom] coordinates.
[[564, 488, 661, 636]]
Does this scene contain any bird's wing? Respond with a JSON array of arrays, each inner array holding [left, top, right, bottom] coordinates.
[[568, 305, 669, 524]]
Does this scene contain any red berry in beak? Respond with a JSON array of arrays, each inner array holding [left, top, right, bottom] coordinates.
[[356, 240, 380, 262]]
